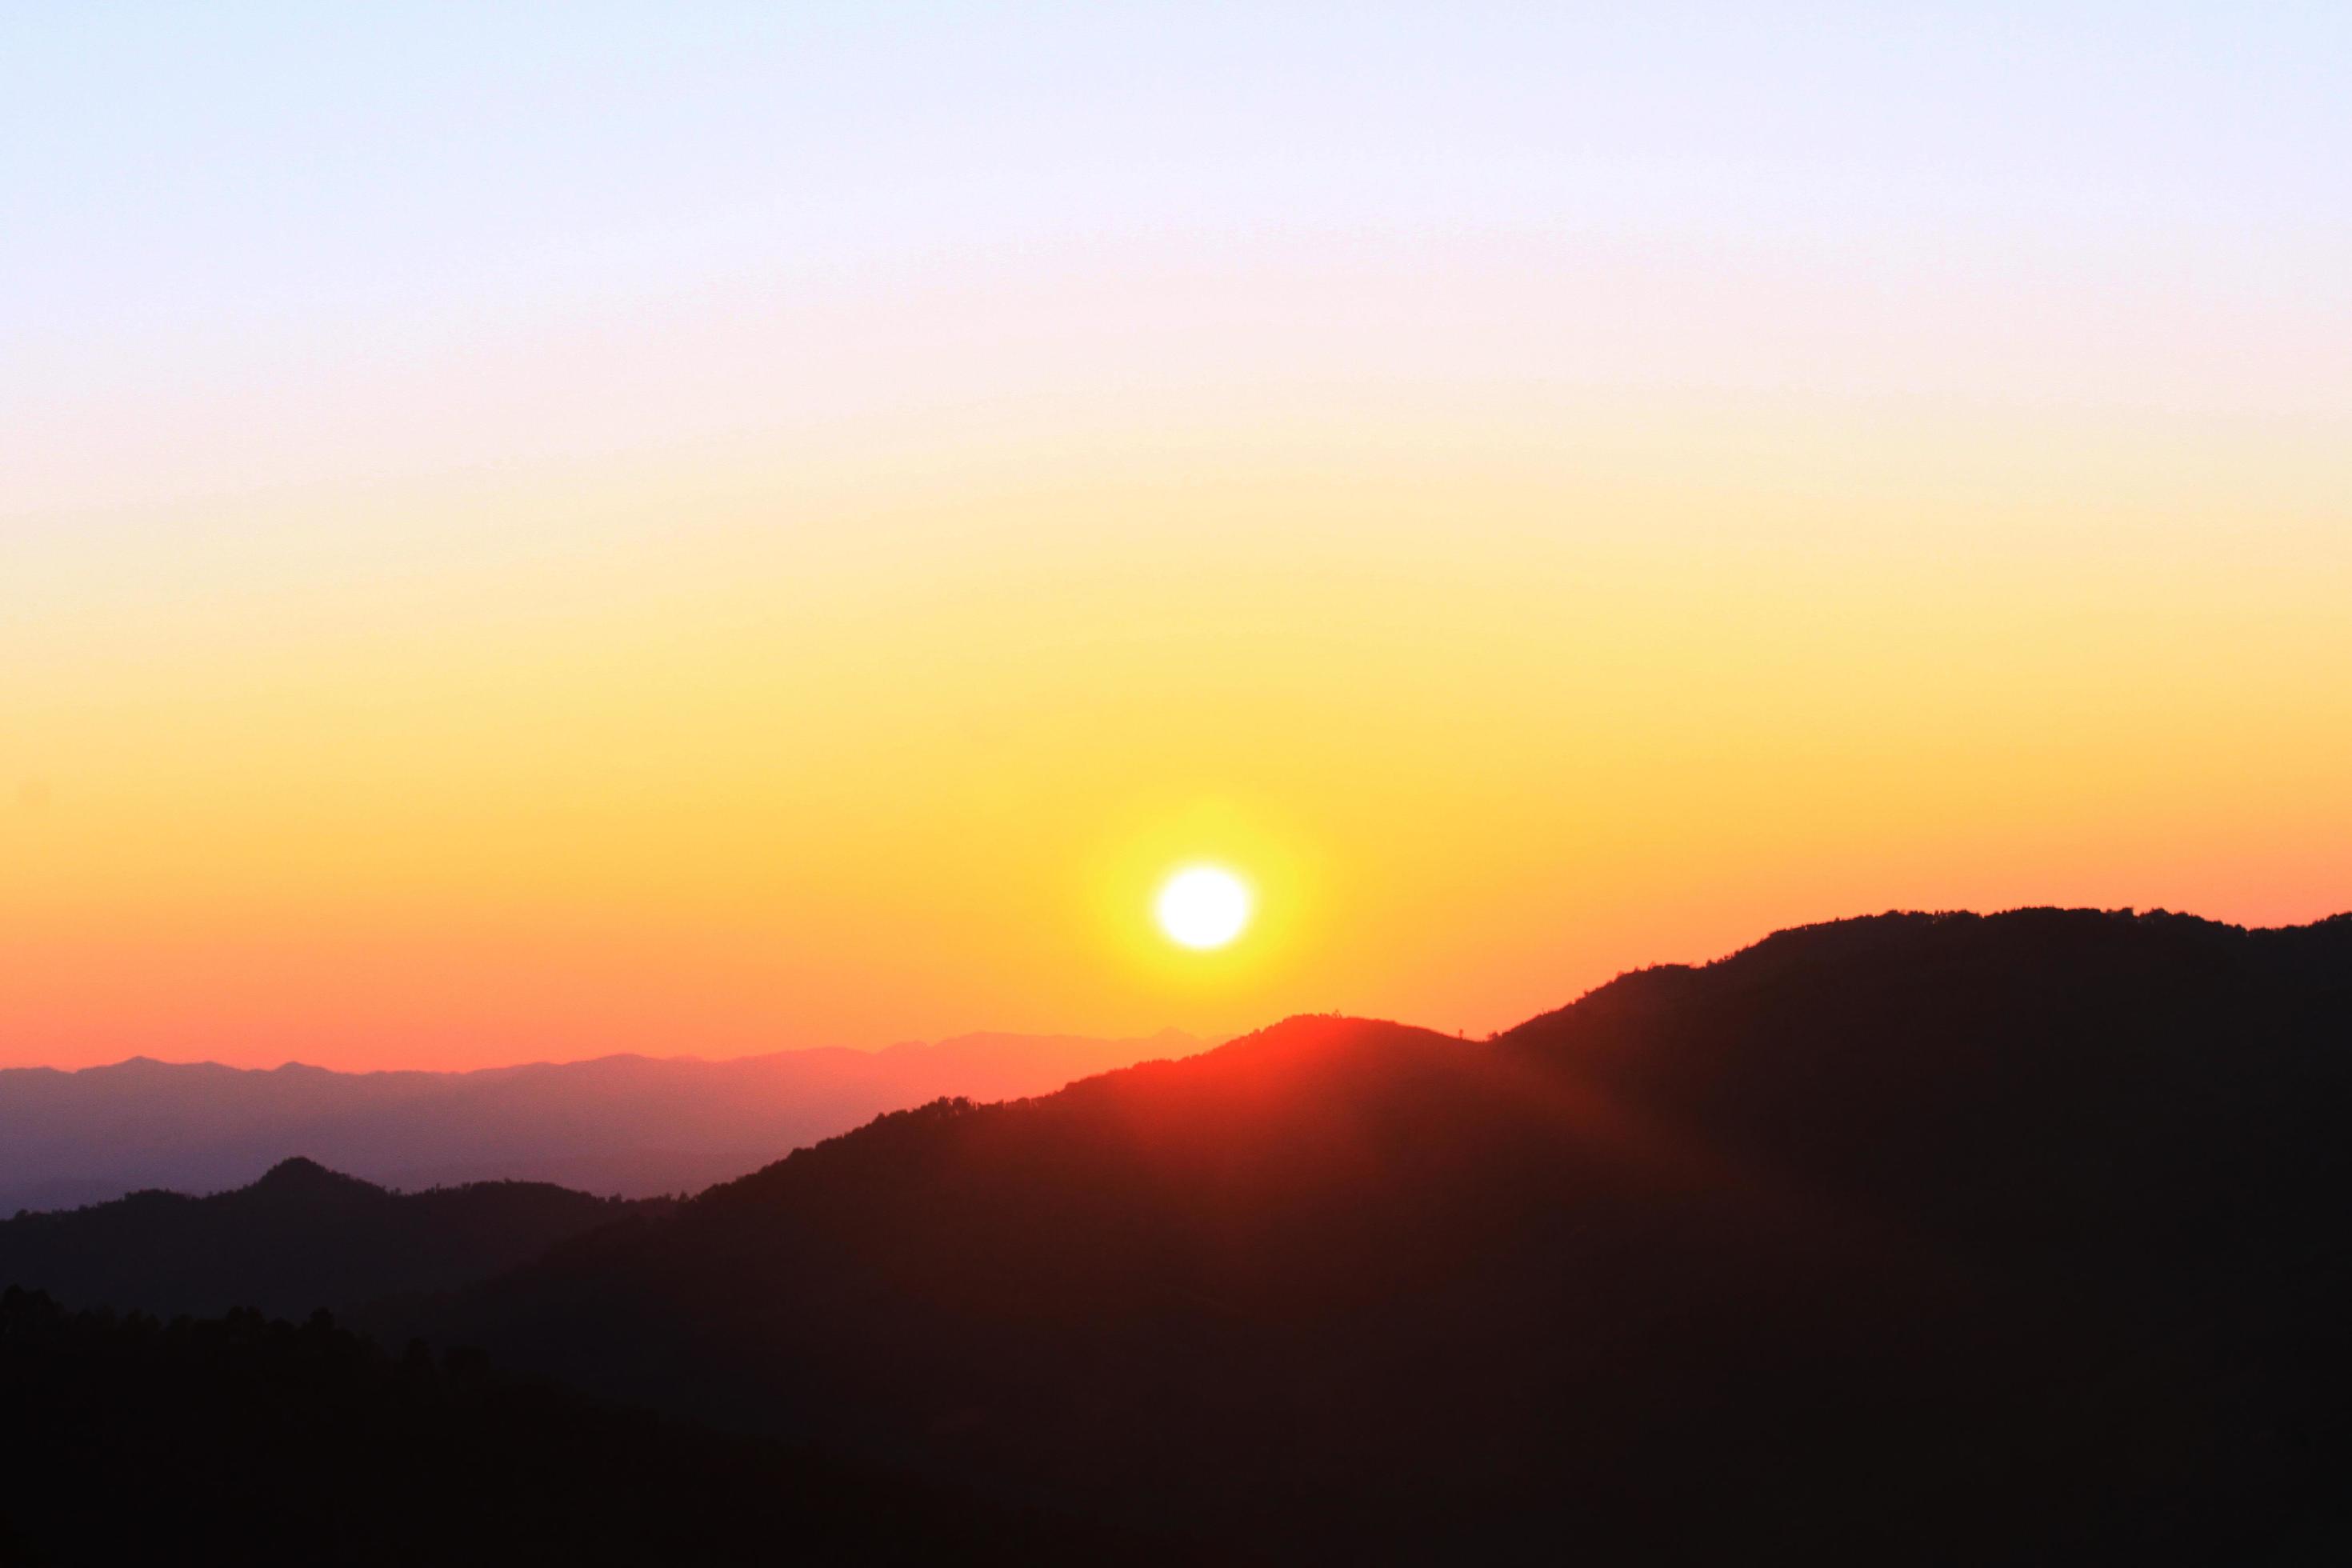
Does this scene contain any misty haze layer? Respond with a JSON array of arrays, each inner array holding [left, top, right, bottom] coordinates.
[[0, 1030, 1198, 1214]]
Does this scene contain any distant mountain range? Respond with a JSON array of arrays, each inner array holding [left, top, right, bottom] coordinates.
[[0, 1029, 1201, 1213]]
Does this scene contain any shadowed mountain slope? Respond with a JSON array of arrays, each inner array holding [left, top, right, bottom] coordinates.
[[0, 1030, 1202, 1212], [1497, 908, 2352, 1316], [398, 909, 2352, 1563], [0, 1159, 671, 1321]]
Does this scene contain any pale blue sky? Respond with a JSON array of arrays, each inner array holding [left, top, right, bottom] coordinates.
[[5, 5, 2346, 522], [9, 5, 2344, 346]]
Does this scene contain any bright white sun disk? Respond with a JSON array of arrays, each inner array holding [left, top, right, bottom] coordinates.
[[1156, 867, 1251, 950]]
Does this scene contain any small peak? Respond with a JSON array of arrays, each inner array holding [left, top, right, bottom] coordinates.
[[251, 1157, 366, 1194], [89, 1057, 238, 1077]]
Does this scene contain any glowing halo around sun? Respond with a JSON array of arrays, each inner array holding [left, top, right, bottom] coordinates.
[[1154, 866, 1252, 950]]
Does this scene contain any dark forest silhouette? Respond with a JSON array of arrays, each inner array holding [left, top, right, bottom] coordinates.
[[6, 909, 2350, 1562], [0, 1288, 1167, 1566]]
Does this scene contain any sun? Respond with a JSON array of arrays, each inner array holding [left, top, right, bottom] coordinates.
[[1155, 866, 1252, 950]]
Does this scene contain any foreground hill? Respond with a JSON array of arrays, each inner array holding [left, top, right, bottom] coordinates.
[[0, 1289, 1165, 1567], [0, 1029, 1201, 1212], [400, 909, 2352, 1564], [0, 1159, 669, 1320]]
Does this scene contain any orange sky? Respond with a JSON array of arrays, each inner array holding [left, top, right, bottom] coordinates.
[[6, 10, 2347, 1070]]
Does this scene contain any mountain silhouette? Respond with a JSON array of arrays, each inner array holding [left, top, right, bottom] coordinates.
[[0, 1029, 1202, 1213], [0, 1160, 671, 1321], [246, 1154, 368, 1194], [381, 909, 2352, 1563]]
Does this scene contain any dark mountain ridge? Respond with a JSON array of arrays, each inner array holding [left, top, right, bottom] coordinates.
[[1502, 908, 2352, 1302], [390, 907, 2352, 1562], [0, 1159, 672, 1321]]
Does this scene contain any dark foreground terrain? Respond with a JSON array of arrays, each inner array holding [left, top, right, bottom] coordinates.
[[0, 1288, 1160, 1566], [8, 909, 2350, 1563]]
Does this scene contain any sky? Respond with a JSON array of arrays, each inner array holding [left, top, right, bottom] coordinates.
[[5, 4, 2348, 1070]]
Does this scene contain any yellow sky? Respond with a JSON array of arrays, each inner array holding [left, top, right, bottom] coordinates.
[[8, 399, 2348, 1069], [6, 10, 2347, 1070]]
